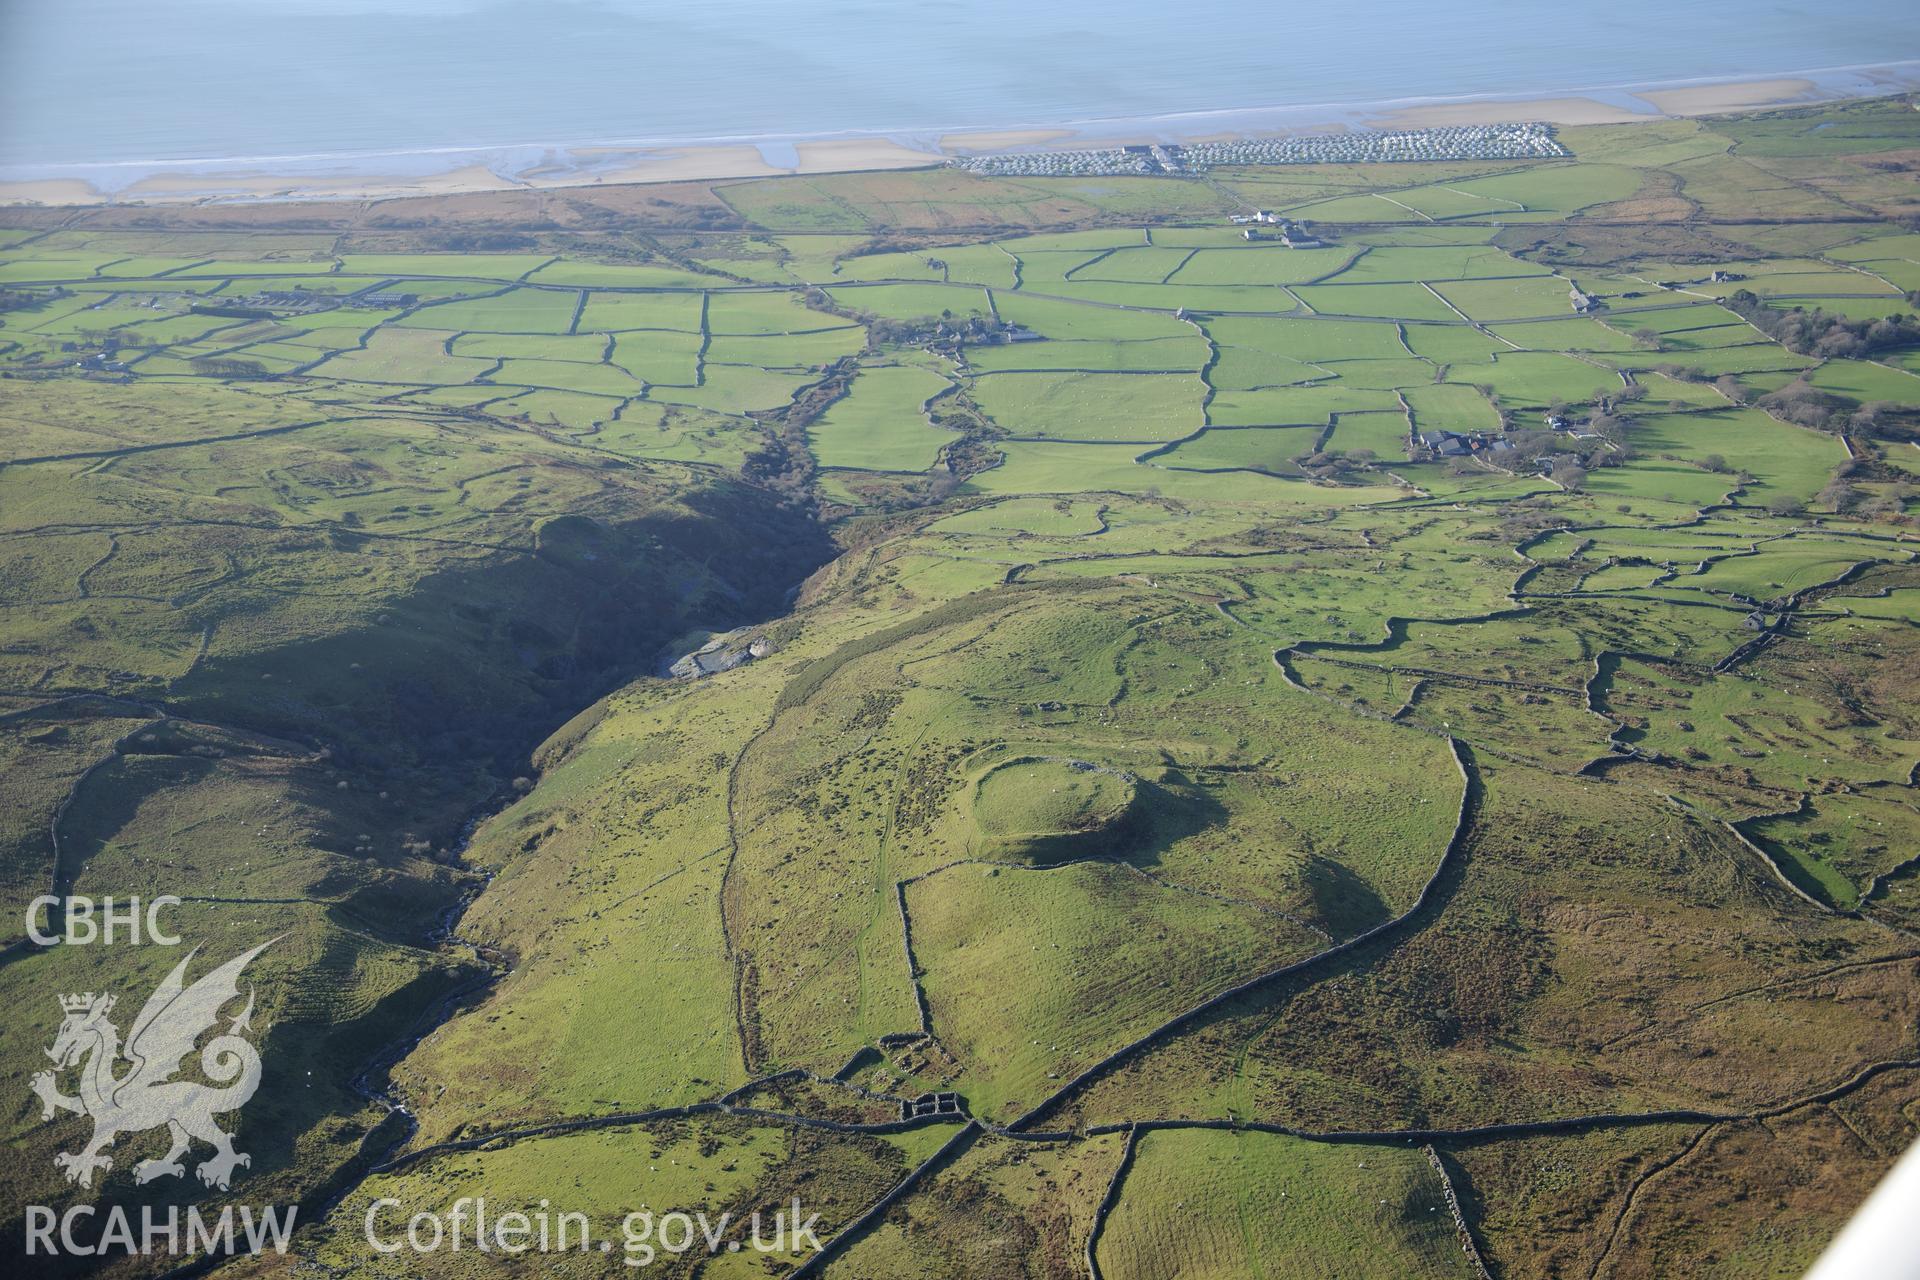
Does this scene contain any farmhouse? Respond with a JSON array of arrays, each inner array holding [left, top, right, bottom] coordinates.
[[1275, 218, 1327, 248], [1418, 429, 1472, 457]]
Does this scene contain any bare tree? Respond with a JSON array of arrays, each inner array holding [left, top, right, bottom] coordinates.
[[1551, 462, 1588, 490]]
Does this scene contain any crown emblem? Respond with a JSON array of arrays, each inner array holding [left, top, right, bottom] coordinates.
[[60, 992, 103, 1013]]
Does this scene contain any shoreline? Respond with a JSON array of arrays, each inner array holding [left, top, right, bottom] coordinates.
[[3, 62, 1916, 208]]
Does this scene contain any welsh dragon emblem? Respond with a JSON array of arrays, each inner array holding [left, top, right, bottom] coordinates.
[[31, 941, 273, 1192]]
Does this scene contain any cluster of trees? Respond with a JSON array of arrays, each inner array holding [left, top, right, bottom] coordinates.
[[1814, 456, 1916, 520], [0, 287, 55, 313], [1757, 379, 1856, 429], [1753, 378, 1909, 439], [1487, 495, 1575, 542], [742, 357, 863, 502], [1425, 428, 1615, 490], [1725, 289, 1920, 358], [859, 310, 1017, 348], [426, 231, 538, 252], [1299, 447, 1375, 480], [187, 356, 268, 378], [71, 327, 148, 352], [1547, 381, 1648, 418]]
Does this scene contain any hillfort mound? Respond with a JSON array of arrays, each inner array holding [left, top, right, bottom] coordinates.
[[970, 756, 1141, 864]]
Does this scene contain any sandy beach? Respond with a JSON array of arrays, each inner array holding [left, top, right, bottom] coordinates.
[[792, 138, 944, 174], [538, 145, 784, 186], [939, 128, 1078, 154], [1637, 77, 1822, 115], [106, 163, 530, 204], [1370, 76, 1834, 130], [1366, 96, 1651, 129], [0, 70, 1909, 207]]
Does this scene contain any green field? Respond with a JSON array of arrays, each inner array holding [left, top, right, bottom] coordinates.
[[1098, 1129, 1473, 1279], [807, 363, 954, 471], [1446, 350, 1618, 408], [1295, 281, 1461, 321], [395, 286, 582, 333], [972, 370, 1205, 441]]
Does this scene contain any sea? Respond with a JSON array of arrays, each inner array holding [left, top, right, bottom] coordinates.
[[3, 0, 1919, 188]]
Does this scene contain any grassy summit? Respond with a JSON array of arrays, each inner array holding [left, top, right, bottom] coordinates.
[[970, 756, 1140, 862]]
